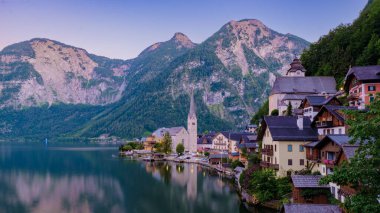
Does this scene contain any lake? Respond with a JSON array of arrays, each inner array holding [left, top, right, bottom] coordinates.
[[0, 144, 255, 213]]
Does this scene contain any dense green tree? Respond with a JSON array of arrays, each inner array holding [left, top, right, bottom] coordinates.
[[251, 99, 269, 125], [320, 97, 380, 212], [249, 169, 278, 202], [176, 143, 185, 156], [270, 109, 279, 116], [286, 103, 292, 116], [161, 132, 172, 154], [301, 0, 380, 86]]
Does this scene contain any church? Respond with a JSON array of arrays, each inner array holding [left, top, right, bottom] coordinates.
[[269, 58, 337, 115], [152, 91, 198, 153]]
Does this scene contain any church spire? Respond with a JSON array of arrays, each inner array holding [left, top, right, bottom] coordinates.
[[188, 89, 196, 118]]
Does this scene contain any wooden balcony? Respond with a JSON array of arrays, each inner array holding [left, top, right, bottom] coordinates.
[[316, 121, 333, 128], [306, 154, 320, 162], [260, 161, 279, 170], [262, 148, 274, 156], [347, 93, 360, 100]]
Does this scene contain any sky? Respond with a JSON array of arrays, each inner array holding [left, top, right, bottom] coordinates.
[[0, 0, 368, 59]]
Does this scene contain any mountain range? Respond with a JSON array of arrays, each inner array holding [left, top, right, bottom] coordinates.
[[0, 19, 309, 140]]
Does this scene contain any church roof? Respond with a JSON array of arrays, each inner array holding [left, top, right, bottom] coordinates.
[[270, 76, 337, 95], [152, 127, 187, 138], [286, 58, 307, 75]]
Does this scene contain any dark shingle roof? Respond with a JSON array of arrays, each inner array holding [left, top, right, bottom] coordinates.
[[313, 105, 358, 123], [270, 77, 337, 95], [342, 145, 359, 160], [314, 135, 359, 149], [291, 175, 329, 188], [344, 65, 380, 91], [304, 141, 319, 148], [260, 116, 319, 141], [282, 204, 341, 213], [219, 132, 255, 142], [345, 65, 380, 81], [197, 133, 216, 144], [238, 142, 258, 149], [302, 95, 340, 107]]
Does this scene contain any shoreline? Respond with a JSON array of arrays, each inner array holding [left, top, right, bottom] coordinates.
[[119, 151, 277, 212]]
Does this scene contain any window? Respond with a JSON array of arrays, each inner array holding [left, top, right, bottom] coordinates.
[[368, 86, 376, 91], [288, 159, 292, 165], [327, 152, 335, 160], [300, 159, 304, 165], [299, 145, 304, 152], [339, 129, 342, 134], [288, 145, 293, 152], [332, 129, 335, 134], [275, 145, 277, 152], [323, 129, 326, 135], [327, 129, 330, 134]]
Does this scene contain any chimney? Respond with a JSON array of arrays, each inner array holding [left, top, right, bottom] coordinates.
[[297, 115, 304, 130]]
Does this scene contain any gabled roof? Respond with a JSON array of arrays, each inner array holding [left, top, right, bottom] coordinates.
[[313, 105, 358, 124], [216, 132, 256, 142], [300, 95, 341, 108], [291, 175, 329, 188], [152, 127, 187, 138], [341, 145, 359, 160], [304, 141, 319, 148], [282, 204, 341, 213], [314, 135, 359, 149], [197, 133, 216, 144], [238, 143, 258, 149], [270, 76, 337, 95], [258, 116, 319, 141], [344, 65, 380, 91]]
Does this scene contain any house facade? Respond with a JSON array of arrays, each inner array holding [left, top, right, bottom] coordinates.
[[304, 135, 359, 202], [258, 116, 319, 177], [312, 105, 357, 136], [344, 65, 380, 107], [299, 95, 341, 121]]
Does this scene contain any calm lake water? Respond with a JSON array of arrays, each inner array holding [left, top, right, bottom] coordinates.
[[0, 144, 256, 213]]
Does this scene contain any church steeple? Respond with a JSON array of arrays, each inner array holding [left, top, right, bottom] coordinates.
[[286, 58, 306, 77], [188, 89, 196, 119], [187, 89, 197, 153]]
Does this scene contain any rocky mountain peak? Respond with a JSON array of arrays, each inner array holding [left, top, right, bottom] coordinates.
[[170, 32, 195, 48]]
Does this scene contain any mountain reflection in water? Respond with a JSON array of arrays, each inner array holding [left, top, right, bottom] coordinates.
[[0, 144, 248, 213]]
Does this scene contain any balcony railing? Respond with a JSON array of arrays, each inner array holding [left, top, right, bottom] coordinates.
[[260, 161, 279, 170], [347, 93, 360, 100], [306, 154, 320, 162], [262, 148, 274, 156], [316, 121, 333, 128]]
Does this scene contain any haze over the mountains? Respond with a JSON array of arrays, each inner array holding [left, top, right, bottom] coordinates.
[[0, 19, 309, 138]]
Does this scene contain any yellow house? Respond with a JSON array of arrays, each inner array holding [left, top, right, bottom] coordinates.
[[258, 116, 319, 177]]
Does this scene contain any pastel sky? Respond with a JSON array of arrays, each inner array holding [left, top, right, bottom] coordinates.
[[0, 0, 367, 59]]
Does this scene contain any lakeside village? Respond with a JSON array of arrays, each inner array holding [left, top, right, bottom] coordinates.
[[118, 59, 380, 212]]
